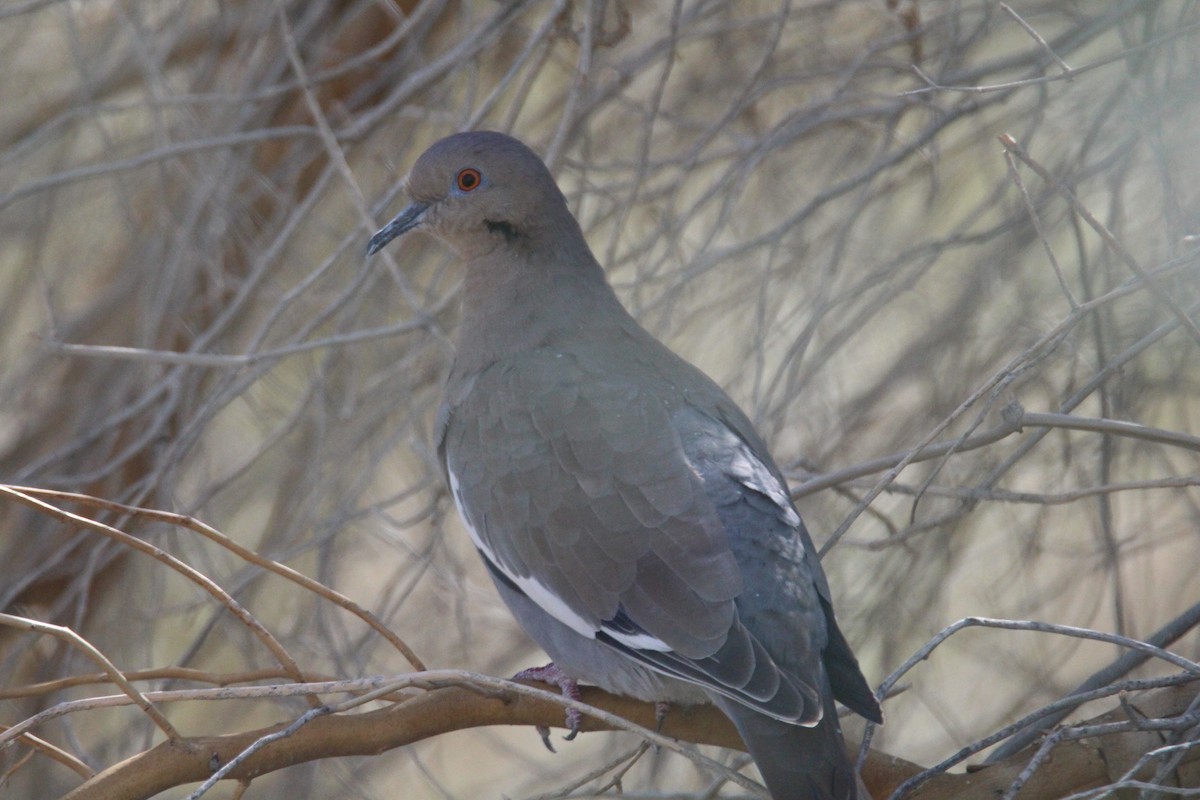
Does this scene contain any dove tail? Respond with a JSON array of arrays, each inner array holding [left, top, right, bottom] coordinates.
[[712, 675, 865, 800]]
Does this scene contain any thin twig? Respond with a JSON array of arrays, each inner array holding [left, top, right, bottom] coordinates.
[[1004, 148, 1079, 309], [880, 617, 1200, 798], [45, 316, 435, 368], [0, 726, 95, 779], [795, 406, 1200, 499], [999, 3, 1074, 76], [0, 613, 181, 745], [8, 486, 426, 671], [0, 486, 314, 705], [1000, 133, 1200, 349]]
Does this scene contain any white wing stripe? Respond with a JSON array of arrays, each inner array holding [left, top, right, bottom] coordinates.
[[448, 467, 599, 641], [601, 626, 673, 652]]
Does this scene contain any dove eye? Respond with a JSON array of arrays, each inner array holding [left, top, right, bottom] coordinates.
[[456, 168, 482, 192]]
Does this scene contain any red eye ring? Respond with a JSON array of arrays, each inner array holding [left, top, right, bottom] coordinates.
[[456, 168, 482, 192]]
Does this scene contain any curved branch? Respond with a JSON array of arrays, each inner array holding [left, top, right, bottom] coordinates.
[[54, 675, 1200, 800], [59, 679, 917, 800]]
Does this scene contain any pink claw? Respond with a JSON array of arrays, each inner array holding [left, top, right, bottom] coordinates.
[[513, 662, 584, 750]]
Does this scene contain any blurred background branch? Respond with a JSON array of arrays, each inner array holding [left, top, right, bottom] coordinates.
[[1, 1, 1198, 797]]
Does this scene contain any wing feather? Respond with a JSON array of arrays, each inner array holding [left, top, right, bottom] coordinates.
[[441, 346, 831, 724]]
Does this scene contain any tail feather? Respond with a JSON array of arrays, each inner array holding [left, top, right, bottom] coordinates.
[[710, 681, 862, 800], [823, 611, 883, 725]]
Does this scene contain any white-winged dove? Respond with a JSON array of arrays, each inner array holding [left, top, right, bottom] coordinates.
[[368, 131, 882, 800]]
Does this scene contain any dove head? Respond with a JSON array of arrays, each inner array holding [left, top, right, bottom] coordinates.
[[368, 131, 582, 262]]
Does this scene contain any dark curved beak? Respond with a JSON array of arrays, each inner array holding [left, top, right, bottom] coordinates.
[[367, 201, 429, 256]]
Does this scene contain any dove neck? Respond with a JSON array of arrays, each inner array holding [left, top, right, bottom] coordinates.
[[453, 239, 633, 376]]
